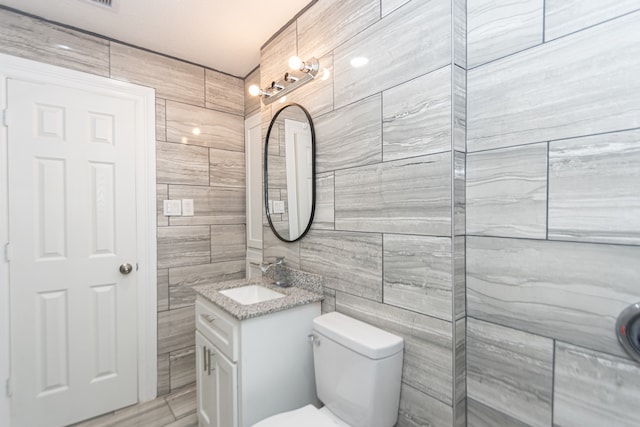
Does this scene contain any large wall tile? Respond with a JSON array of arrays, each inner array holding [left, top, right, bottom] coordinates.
[[166, 101, 244, 151], [453, 66, 466, 152], [210, 224, 246, 262], [382, 0, 411, 17], [157, 184, 169, 227], [467, 319, 553, 427], [110, 43, 205, 106], [467, 236, 640, 358], [466, 143, 547, 238], [454, 151, 466, 236], [453, 0, 467, 69], [281, 53, 334, 118], [467, 398, 530, 427], [314, 172, 335, 230], [0, 9, 110, 76], [158, 306, 195, 354], [336, 291, 453, 404], [157, 354, 170, 396], [169, 346, 196, 390], [156, 98, 167, 142], [467, 12, 640, 151], [397, 383, 452, 427], [467, 0, 543, 68], [168, 186, 245, 226], [334, 0, 451, 108], [545, 0, 640, 41], [454, 318, 466, 405], [383, 235, 453, 320], [382, 66, 452, 162], [315, 94, 382, 172], [158, 269, 169, 312], [244, 67, 261, 117], [301, 230, 382, 301], [209, 148, 245, 188], [156, 142, 210, 186], [554, 342, 640, 427], [453, 237, 466, 319], [169, 261, 245, 309], [297, 0, 379, 60], [205, 69, 244, 116], [260, 23, 297, 88], [263, 225, 301, 269], [334, 153, 451, 236], [548, 130, 640, 245], [157, 226, 211, 269]]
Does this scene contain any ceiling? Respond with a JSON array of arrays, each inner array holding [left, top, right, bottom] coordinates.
[[0, 0, 314, 77]]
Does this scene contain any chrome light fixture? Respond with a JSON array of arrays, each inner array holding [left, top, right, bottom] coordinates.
[[249, 56, 321, 105]]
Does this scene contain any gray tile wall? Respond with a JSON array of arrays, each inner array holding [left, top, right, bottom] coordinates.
[[258, 0, 467, 425], [0, 7, 246, 397], [467, 4, 640, 426]]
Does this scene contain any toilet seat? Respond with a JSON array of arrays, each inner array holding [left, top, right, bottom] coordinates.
[[252, 404, 350, 427]]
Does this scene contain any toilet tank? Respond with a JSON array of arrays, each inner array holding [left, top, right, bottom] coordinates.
[[312, 312, 404, 427]]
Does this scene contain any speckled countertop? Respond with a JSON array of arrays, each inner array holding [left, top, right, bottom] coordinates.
[[194, 276, 323, 320]]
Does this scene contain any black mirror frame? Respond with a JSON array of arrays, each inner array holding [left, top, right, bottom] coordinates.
[[264, 103, 316, 243]]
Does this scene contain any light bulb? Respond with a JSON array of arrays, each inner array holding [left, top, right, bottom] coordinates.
[[288, 56, 303, 70], [248, 84, 261, 97]]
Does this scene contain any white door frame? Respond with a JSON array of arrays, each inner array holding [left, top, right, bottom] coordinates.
[[0, 53, 158, 426]]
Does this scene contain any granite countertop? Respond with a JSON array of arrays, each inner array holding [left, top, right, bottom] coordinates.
[[194, 277, 323, 320]]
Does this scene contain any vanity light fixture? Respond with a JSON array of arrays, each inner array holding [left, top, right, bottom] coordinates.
[[249, 56, 321, 105]]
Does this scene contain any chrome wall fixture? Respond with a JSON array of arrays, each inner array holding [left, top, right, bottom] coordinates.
[[249, 56, 324, 105]]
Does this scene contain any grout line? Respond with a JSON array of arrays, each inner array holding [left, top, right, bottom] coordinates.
[[546, 141, 550, 240], [551, 339, 556, 424]]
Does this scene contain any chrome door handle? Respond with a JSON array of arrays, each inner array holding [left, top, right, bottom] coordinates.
[[119, 263, 133, 274]]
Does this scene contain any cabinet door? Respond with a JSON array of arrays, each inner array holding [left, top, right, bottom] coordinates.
[[196, 331, 216, 427], [213, 350, 238, 427]]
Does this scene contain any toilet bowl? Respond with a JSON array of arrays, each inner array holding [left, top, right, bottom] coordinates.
[[252, 312, 404, 427]]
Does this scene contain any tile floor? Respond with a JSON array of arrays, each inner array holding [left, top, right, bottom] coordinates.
[[70, 383, 197, 427]]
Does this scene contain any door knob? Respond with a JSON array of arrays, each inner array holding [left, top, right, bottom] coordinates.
[[119, 263, 133, 275]]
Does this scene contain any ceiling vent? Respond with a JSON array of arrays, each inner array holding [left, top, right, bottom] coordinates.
[[82, 0, 117, 11]]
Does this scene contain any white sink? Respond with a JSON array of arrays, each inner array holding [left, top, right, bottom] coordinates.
[[219, 285, 285, 305]]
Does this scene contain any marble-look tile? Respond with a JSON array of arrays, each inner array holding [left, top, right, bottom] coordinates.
[[165, 413, 198, 427], [454, 398, 466, 427], [260, 23, 297, 89], [278, 53, 334, 118], [383, 234, 452, 320], [157, 353, 171, 396], [397, 383, 452, 427], [211, 224, 246, 262], [334, 0, 451, 108], [453, 0, 467, 69], [205, 69, 244, 116], [158, 268, 169, 312], [548, 130, 640, 245], [453, 66, 466, 152], [72, 398, 175, 427], [334, 153, 451, 236], [0, 9, 110, 77], [157, 184, 169, 227], [169, 260, 246, 309], [382, 66, 452, 162], [297, 0, 379, 60], [209, 148, 245, 188], [315, 94, 382, 172], [467, 12, 640, 151], [110, 43, 204, 107], [169, 347, 196, 391], [454, 318, 466, 405], [321, 288, 336, 314], [165, 101, 243, 151], [168, 185, 245, 226], [336, 291, 453, 404], [158, 306, 195, 355], [454, 151, 466, 236], [467, 236, 640, 358], [313, 172, 334, 230], [554, 341, 640, 427], [467, 398, 530, 427], [301, 230, 382, 302], [467, 318, 553, 427], [466, 143, 547, 238], [453, 237, 466, 319], [156, 98, 167, 142], [156, 142, 210, 186], [165, 384, 196, 419], [545, 0, 640, 41], [244, 67, 261, 117], [263, 225, 301, 269], [157, 226, 210, 269], [467, 0, 543, 68]]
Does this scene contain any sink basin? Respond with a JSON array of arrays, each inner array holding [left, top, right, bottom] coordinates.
[[219, 285, 285, 305]]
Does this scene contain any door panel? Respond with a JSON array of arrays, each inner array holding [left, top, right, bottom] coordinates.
[[8, 79, 138, 427]]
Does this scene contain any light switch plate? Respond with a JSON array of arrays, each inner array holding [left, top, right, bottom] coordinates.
[[273, 200, 285, 214], [163, 200, 182, 216], [182, 199, 194, 216]]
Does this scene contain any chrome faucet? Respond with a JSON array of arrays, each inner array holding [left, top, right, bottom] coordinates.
[[261, 256, 288, 287]]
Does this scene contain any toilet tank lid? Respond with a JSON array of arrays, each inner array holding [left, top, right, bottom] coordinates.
[[313, 312, 404, 359]]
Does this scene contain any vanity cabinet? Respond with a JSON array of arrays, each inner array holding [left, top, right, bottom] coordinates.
[[195, 294, 320, 427]]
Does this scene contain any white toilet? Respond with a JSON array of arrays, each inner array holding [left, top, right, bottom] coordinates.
[[253, 311, 404, 427]]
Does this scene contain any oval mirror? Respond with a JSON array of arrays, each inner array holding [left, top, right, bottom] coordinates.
[[264, 103, 316, 242]]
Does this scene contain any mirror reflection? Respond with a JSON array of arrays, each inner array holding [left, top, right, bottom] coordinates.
[[264, 104, 315, 242]]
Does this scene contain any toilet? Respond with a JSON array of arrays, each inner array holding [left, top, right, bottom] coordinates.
[[253, 312, 404, 427]]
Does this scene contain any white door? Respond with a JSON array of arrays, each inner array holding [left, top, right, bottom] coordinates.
[[284, 119, 313, 237], [7, 78, 139, 427], [244, 113, 262, 277]]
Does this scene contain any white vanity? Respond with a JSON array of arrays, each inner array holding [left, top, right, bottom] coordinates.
[[194, 278, 322, 427]]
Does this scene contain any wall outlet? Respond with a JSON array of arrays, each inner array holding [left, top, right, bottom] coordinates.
[[182, 199, 194, 216], [163, 199, 182, 216]]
